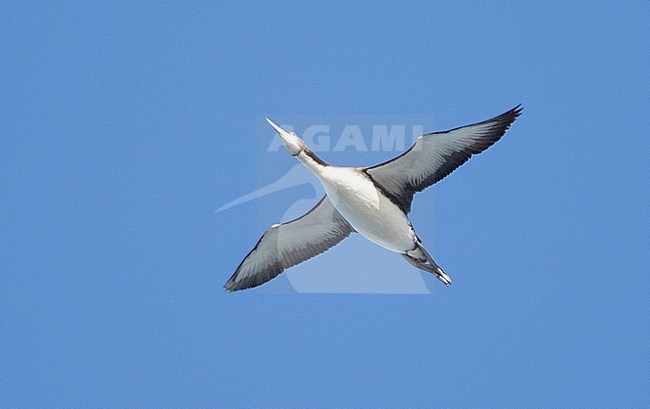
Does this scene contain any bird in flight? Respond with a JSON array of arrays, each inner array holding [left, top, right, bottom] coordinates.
[[225, 106, 522, 291]]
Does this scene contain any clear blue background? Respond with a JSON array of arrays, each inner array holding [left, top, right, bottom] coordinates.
[[2, 2, 648, 408]]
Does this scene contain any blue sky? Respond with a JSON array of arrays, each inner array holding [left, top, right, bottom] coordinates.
[[2, 1, 649, 408]]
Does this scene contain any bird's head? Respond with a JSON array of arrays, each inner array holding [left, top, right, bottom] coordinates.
[[265, 118, 306, 156]]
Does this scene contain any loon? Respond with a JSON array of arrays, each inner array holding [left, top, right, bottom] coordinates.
[[225, 106, 522, 291]]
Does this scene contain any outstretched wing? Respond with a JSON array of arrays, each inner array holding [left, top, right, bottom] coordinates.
[[225, 195, 354, 291], [364, 105, 522, 213]]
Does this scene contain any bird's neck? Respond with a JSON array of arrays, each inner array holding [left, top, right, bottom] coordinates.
[[296, 148, 329, 177]]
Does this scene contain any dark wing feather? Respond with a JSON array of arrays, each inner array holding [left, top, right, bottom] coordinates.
[[225, 195, 354, 291], [365, 106, 522, 213]]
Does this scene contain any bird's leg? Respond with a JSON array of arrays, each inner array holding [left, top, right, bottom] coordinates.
[[423, 259, 452, 286], [402, 244, 452, 286]]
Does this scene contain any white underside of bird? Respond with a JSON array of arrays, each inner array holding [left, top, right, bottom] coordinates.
[[224, 106, 522, 291], [314, 166, 415, 253]]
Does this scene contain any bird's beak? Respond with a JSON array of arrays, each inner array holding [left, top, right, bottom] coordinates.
[[265, 117, 303, 156], [266, 117, 290, 138]]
